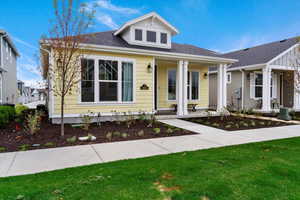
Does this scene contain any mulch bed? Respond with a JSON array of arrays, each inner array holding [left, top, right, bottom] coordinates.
[[0, 119, 196, 153], [183, 115, 294, 131]]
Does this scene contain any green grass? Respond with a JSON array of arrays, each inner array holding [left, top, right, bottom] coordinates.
[[2, 137, 300, 200]]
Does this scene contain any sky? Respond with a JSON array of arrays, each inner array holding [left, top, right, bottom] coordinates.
[[1, 0, 300, 87]]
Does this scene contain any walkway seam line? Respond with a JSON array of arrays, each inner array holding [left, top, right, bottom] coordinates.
[[5, 152, 17, 176], [147, 140, 172, 153], [90, 145, 104, 163]]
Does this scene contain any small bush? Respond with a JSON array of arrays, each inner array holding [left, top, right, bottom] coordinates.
[[166, 128, 174, 134], [113, 131, 121, 137], [153, 128, 160, 134], [137, 130, 144, 137], [0, 146, 6, 152], [106, 132, 113, 141], [121, 133, 129, 139], [19, 144, 30, 151], [66, 136, 77, 143], [44, 142, 55, 147], [24, 112, 41, 135], [36, 104, 47, 114], [0, 105, 16, 128], [81, 114, 92, 132], [15, 104, 29, 117]]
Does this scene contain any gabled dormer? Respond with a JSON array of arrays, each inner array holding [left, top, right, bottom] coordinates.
[[114, 12, 179, 49]]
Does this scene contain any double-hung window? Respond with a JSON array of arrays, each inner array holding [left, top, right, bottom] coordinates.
[[250, 72, 277, 99], [254, 73, 263, 98], [168, 69, 176, 100], [81, 57, 134, 103]]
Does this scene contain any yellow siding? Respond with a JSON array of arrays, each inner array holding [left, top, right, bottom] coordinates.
[[53, 50, 154, 115], [157, 61, 209, 110]]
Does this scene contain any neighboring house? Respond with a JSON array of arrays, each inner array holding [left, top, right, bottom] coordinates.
[[17, 80, 25, 104], [40, 12, 236, 123], [209, 37, 300, 112], [0, 30, 19, 104]]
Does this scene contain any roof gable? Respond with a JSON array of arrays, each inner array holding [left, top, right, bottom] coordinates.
[[114, 12, 179, 36]]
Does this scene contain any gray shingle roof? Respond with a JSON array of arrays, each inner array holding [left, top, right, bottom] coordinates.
[[81, 30, 226, 58], [223, 36, 299, 69]]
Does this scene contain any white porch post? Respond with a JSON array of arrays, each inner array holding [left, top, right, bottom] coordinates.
[[183, 61, 189, 115], [294, 70, 300, 110], [262, 66, 271, 111], [217, 64, 227, 111], [177, 60, 184, 116]]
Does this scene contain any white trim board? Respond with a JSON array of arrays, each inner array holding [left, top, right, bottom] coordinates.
[[114, 12, 179, 36]]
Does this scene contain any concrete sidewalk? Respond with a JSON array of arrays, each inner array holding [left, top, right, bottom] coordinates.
[[1, 119, 300, 177]]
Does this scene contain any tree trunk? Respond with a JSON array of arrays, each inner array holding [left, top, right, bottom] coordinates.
[[61, 95, 64, 137]]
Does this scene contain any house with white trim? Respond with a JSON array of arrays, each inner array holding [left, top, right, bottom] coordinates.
[[209, 37, 300, 112], [0, 30, 19, 104], [40, 12, 237, 123]]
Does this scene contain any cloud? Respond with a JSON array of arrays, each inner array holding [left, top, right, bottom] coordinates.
[[96, 13, 119, 29], [94, 0, 140, 14]]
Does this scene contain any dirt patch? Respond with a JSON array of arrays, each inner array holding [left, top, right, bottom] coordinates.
[[183, 116, 293, 131], [0, 120, 196, 153]]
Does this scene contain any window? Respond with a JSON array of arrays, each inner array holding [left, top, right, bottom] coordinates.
[[168, 70, 176, 100], [147, 31, 156, 43], [160, 33, 167, 44], [254, 73, 263, 98], [227, 72, 232, 84], [187, 71, 199, 100], [99, 60, 118, 101], [81, 57, 134, 103], [81, 59, 95, 102], [135, 29, 143, 41]]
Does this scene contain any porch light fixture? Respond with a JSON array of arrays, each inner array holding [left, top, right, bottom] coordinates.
[[147, 63, 152, 73], [203, 72, 208, 79]]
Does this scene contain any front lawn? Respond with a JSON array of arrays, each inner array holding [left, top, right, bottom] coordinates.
[[2, 137, 300, 200], [183, 115, 293, 131]]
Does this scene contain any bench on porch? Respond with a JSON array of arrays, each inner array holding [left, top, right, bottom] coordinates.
[[172, 104, 198, 112]]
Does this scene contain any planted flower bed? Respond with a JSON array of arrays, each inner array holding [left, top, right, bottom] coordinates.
[[183, 115, 293, 131], [0, 116, 195, 153]]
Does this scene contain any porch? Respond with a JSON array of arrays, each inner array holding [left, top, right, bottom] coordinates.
[[243, 65, 300, 112], [154, 59, 229, 117]]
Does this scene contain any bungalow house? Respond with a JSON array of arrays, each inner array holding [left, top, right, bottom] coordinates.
[[209, 37, 300, 112], [40, 12, 236, 124], [0, 30, 19, 104]]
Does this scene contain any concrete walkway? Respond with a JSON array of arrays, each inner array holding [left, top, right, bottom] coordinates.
[[1, 119, 300, 177]]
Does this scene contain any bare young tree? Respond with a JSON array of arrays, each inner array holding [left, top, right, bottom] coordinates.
[[42, 0, 94, 136]]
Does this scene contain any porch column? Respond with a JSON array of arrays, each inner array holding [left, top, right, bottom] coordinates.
[[262, 66, 271, 111], [217, 64, 227, 111], [294, 70, 300, 110], [177, 60, 184, 116], [183, 61, 189, 115]]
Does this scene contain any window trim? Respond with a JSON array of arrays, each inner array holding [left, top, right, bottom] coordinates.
[[167, 68, 201, 102], [134, 28, 143, 41], [167, 68, 177, 101], [160, 32, 168, 44], [146, 30, 157, 43], [78, 55, 136, 105]]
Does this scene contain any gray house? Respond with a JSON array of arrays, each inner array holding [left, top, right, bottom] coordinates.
[[209, 37, 300, 112], [0, 30, 19, 104]]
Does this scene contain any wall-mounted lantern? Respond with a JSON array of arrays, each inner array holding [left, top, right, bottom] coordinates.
[[203, 72, 208, 79], [147, 63, 152, 73]]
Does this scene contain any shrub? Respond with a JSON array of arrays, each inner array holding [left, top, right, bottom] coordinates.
[[24, 112, 41, 135], [121, 133, 128, 139], [15, 104, 29, 117], [137, 130, 144, 137], [153, 128, 161, 134], [81, 114, 92, 132], [19, 144, 30, 151], [106, 132, 113, 141], [36, 104, 47, 114], [0, 105, 16, 128], [113, 131, 121, 137], [44, 142, 55, 147], [66, 136, 77, 143], [166, 128, 174, 134], [0, 146, 6, 152]]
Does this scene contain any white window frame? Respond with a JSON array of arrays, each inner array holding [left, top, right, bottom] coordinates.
[[79, 55, 136, 105], [167, 68, 177, 101], [250, 72, 277, 100], [227, 72, 232, 84], [167, 69, 200, 102], [187, 70, 200, 101], [130, 26, 171, 49]]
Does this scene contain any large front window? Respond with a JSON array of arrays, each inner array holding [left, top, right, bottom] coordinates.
[[168, 70, 176, 100], [81, 58, 134, 103]]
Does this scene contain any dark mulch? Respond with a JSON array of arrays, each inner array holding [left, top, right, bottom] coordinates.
[[0, 119, 195, 153], [183, 115, 294, 131]]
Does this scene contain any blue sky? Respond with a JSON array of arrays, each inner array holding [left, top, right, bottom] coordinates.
[[1, 0, 300, 87]]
